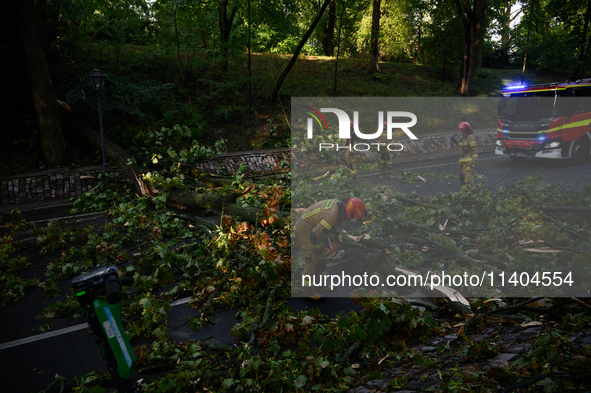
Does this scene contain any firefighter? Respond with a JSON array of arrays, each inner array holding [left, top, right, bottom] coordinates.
[[457, 121, 478, 187], [294, 198, 367, 299], [345, 120, 358, 177]]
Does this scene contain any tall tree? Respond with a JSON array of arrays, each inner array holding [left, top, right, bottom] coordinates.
[[219, 0, 238, 73], [455, 0, 487, 96], [323, 0, 336, 56], [270, 0, 332, 102], [18, 0, 66, 165], [369, 0, 381, 72], [577, 0, 591, 78]]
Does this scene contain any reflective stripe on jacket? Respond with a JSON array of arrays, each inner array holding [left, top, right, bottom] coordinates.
[[459, 134, 478, 163], [298, 199, 342, 241]]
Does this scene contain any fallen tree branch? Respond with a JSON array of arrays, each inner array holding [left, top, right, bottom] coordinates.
[[247, 287, 277, 348], [394, 195, 445, 209], [540, 210, 589, 242], [409, 234, 500, 272], [539, 206, 591, 214], [463, 297, 558, 333], [79, 126, 152, 197], [80, 127, 288, 225]]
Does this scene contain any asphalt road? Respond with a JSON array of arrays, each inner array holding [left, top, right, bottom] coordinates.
[[356, 149, 591, 194], [1, 151, 590, 392], [0, 206, 362, 393]]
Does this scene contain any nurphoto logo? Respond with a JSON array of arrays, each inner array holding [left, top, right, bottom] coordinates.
[[303, 107, 418, 152]]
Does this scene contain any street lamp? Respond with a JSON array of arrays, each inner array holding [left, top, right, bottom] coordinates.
[[88, 68, 109, 186]]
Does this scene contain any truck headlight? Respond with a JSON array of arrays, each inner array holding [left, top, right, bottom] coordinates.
[[496, 140, 504, 146], [547, 141, 560, 148]]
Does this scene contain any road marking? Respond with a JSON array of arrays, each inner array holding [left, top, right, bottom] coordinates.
[[0, 323, 90, 350], [0, 296, 195, 351], [356, 155, 506, 178]]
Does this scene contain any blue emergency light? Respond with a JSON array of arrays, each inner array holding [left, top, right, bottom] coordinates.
[[505, 85, 526, 90]]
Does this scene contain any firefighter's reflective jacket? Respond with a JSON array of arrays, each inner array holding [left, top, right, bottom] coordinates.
[[459, 133, 478, 165], [296, 199, 343, 244]]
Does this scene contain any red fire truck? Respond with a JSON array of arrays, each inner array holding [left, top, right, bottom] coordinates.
[[495, 80, 591, 162]]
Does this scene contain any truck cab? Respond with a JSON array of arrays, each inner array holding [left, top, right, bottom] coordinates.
[[495, 80, 591, 162]]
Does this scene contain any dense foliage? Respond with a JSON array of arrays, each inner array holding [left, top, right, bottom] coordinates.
[[2, 0, 591, 172], [3, 159, 591, 391], [3, 0, 591, 391]]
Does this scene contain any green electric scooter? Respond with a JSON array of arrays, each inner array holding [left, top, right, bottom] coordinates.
[[72, 266, 137, 393]]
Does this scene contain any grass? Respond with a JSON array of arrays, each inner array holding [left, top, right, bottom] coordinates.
[[57, 45, 574, 153]]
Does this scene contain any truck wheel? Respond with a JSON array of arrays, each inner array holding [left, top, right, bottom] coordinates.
[[571, 139, 589, 164]]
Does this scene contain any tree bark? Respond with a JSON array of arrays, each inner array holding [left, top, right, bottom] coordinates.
[[578, 0, 591, 78], [18, 0, 66, 165], [582, 28, 591, 77], [500, 0, 513, 66], [78, 127, 288, 226], [322, 0, 336, 56], [369, 0, 381, 72], [79, 127, 151, 197], [270, 0, 332, 102], [219, 0, 238, 74], [173, 5, 185, 84], [455, 0, 487, 96], [333, 1, 347, 95]]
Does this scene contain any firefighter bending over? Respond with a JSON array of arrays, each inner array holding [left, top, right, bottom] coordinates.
[[294, 198, 367, 299], [457, 121, 478, 187]]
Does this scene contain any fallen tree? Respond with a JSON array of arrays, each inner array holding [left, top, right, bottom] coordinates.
[[78, 126, 288, 226]]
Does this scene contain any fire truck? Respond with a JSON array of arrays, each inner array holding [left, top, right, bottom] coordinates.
[[495, 80, 591, 162]]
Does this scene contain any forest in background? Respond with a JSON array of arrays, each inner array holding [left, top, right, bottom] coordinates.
[[1, 0, 589, 173]]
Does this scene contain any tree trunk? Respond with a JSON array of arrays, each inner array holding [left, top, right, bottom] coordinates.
[[270, 0, 332, 102], [413, 12, 422, 64], [333, 0, 347, 95], [219, 0, 238, 74], [79, 127, 151, 197], [18, 0, 66, 165], [369, 0, 381, 72], [78, 127, 288, 226], [582, 26, 591, 78], [576, 0, 591, 79], [500, 0, 513, 66], [173, 5, 185, 84], [455, 0, 487, 96], [322, 0, 336, 56]]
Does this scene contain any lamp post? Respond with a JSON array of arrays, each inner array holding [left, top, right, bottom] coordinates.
[[88, 68, 109, 186]]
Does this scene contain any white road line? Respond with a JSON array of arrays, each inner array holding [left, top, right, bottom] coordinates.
[[356, 155, 506, 178], [0, 296, 195, 351], [171, 296, 192, 307], [0, 323, 90, 350]]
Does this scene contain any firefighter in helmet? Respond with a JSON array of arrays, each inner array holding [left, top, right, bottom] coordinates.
[[457, 121, 478, 187], [294, 198, 367, 299]]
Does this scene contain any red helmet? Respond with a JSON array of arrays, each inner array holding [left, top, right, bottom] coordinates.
[[458, 121, 471, 131], [345, 198, 366, 220]]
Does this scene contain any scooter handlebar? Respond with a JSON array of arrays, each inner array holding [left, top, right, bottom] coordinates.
[[104, 276, 122, 305]]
